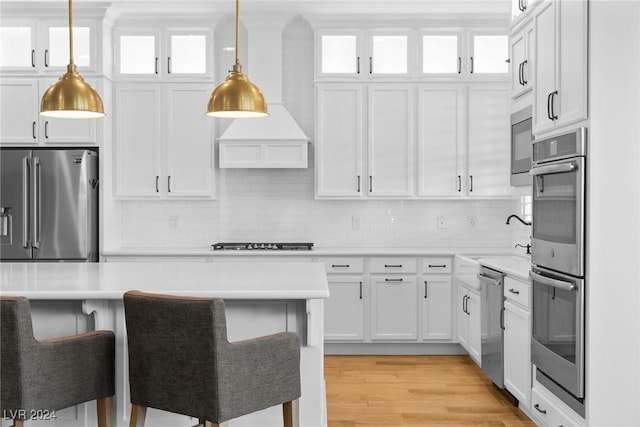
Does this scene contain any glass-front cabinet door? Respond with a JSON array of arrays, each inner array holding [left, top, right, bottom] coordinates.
[[368, 31, 410, 77], [165, 29, 212, 78], [45, 24, 95, 71], [469, 31, 509, 78], [419, 31, 462, 78], [0, 24, 35, 71], [317, 31, 361, 78], [116, 30, 161, 78]]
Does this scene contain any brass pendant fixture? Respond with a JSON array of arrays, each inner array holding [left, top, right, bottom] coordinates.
[[206, 0, 268, 118], [40, 0, 104, 119]]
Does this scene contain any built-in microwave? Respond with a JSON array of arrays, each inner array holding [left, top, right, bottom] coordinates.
[[510, 106, 533, 186]]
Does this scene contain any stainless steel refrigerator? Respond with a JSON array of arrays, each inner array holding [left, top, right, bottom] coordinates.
[[0, 148, 98, 261]]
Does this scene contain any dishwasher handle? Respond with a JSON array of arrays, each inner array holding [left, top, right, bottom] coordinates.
[[476, 273, 501, 287]]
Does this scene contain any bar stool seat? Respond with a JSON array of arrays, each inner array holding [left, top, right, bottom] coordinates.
[[123, 290, 301, 427], [0, 296, 115, 427]]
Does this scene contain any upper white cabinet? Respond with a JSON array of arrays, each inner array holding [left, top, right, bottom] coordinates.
[[417, 83, 511, 198], [317, 28, 508, 81], [509, 22, 534, 99], [419, 31, 463, 78], [467, 85, 511, 196], [114, 28, 213, 80], [316, 29, 412, 79], [0, 78, 98, 145], [511, 0, 542, 23], [316, 83, 413, 198], [532, 0, 588, 135], [468, 31, 510, 78], [0, 20, 99, 74], [114, 83, 214, 199]]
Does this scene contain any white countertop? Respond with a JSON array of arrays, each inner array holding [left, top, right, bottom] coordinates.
[[102, 246, 521, 257], [478, 256, 531, 281], [0, 262, 329, 300]]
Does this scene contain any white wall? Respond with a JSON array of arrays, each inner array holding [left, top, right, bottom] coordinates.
[[587, 1, 640, 425]]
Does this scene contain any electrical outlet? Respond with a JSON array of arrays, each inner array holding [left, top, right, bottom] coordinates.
[[469, 216, 477, 228], [437, 216, 446, 230], [352, 216, 361, 230], [169, 216, 178, 230]]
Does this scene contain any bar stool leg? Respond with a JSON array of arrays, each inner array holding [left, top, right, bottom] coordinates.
[[97, 396, 115, 427], [13, 421, 24, 427], [283, 401, 293, 427], [129, 404, 147, 427]]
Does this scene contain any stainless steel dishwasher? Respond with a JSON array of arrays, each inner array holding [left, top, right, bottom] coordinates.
[[477, 266, 506, 388]]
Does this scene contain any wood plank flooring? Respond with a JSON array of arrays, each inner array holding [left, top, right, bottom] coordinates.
[[325, 355, 535, 427]]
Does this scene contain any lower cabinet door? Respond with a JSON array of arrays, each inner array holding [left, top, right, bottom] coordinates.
[[324, 277, 365, 341], [457, 285, 470, 351], [504, 301, 531, 408], [421, 276, 452, 340], [467, 290, 482, 366], [370, 276, 418, 340]]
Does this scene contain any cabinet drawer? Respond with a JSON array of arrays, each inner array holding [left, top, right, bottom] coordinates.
[[504, 276, 530, 308], [531, 387, 583, 427], [423, 257, 452, 274], [370, 258, 417, 274], [319, 258, 364, 274]]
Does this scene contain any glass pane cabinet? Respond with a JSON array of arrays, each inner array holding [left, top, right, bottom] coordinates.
[[470, 33, 509, 75], [0, 26, 33, 69], [421, 33, 461, 75], [116, 29, 212, 79], [320, 34, 358, 74], [48, 26, 91, 68], [371, 35, 408, 74]]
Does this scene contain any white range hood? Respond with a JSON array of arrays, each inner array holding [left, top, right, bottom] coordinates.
[[218, 17, 309, 168]]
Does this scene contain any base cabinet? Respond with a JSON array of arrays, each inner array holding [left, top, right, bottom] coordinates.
[[324, 277, 365, 341], [504, 300, 531, 407], [420, 276, 452, 340], [457, 285, 481, 365], [370, 275, 418, 340]]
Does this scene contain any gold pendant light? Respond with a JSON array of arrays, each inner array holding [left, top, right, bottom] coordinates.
[[206, 0, 268, 118], [40, 0, 104, 119]]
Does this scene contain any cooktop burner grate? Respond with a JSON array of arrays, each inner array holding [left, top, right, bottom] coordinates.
[[212, 242, 314, 251]]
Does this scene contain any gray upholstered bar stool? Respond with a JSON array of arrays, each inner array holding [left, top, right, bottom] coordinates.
[[0, 296, 116, 427], [123, 290, 301, 427]]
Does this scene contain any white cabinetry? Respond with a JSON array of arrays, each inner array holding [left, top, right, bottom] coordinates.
[[468, 31, 509, 78], [0, 78, 98, 145], [417, 84, 510, 198], [457, 284, 481, 365], [316, 83, 413, 198], [316, 29, 411, 79], [370, 275, 418, 340], [421, 257, 452, 340], [321, 258, 366, 341], [114, 28, 212, 80], [0, 19, 99, 74], [503, 276, 531, 408], [467, 85, 511, 196], [509, 22, 534, 99], [531, 384, 584, 427], [532, 0, 588, 135], [114, 83, 214, 199]]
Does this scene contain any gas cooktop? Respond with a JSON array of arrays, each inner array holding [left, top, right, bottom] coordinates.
[[212, 242, 314, 251]]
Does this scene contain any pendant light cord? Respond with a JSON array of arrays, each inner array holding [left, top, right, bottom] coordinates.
[[235, 0, 240, 67], [68, 0, 75, 66]]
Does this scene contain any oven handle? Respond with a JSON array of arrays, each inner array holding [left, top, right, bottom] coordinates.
[[530, 162, 577, 176], [530, 271, 577, 292]]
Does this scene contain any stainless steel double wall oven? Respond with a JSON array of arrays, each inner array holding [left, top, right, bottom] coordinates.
[[529, 128, 586, 416]]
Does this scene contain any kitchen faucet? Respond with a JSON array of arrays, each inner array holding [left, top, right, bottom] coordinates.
[[506, 214, 531, 226], [515, 243, 532, 255]]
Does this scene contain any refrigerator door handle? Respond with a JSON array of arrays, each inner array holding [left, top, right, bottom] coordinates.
[[32, 156, 41, 249], [22, 156, 30, 248]]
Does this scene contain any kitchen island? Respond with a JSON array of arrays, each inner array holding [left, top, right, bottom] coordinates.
[[0, 261, 329, 427]]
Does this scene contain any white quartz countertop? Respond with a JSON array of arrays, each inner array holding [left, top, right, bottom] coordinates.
[[102, 247, 520, 257], [0, 262, 329, 300], [477, 256, 531, 281]]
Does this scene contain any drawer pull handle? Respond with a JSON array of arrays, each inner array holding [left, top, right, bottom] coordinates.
[[509, 288, 520, 295], [331, 264, 350, 268], [384, 264, 402, 268], [428, 264, 447, 268], [534, 403, 547, 415], [359, 281, 363, 299], [385, 278, 403, 282]]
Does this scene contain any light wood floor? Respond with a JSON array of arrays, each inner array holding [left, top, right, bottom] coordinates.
[[325, 355, 536, 427]]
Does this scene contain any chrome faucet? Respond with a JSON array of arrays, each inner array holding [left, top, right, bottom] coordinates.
[[515, 243, 532, 255], [506, 214, 531, 226]]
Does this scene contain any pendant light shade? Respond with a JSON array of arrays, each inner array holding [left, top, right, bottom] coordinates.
[[40, 0, 105, 119], [206, 0, 268, 118]]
